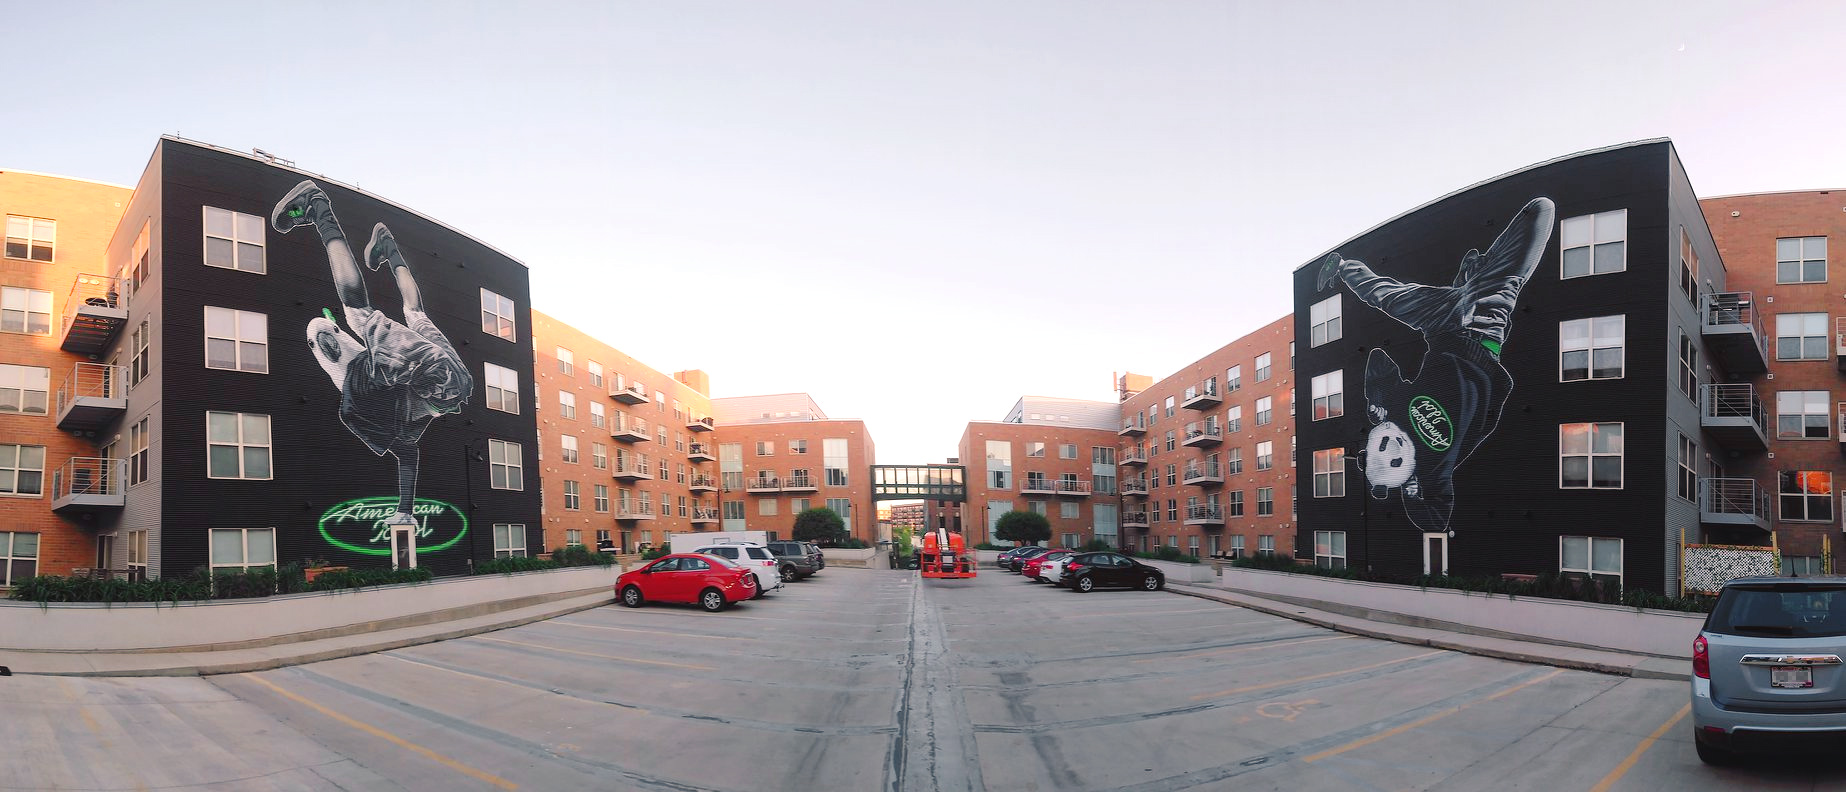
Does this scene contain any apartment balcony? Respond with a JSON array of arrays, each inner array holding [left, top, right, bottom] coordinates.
[[1700, 292, 1768, 376], [1181, 423, 1222, 448], [1182, 463, 1223, 486], [1838, 318, 1846, 373], [687, 415, 714, 433], [1120, 478, 1149, 497], [1119, 418, 1146, 436], [611, 382, 648, 404], [1118, 449, 1147, 468], [612, 463, 653, 481], [689, 475, 718, 493], [616, 505, 656, 521], [687, 443, 715, 462], [1184, 505, 1225, 527], [1020, 477, 1057, 496], [51, 457, 125, 515], [782, 474, 818, 492], [691, 508, 719, 525], [1053, 479, 1091, 497], [746, 476, 781, 493], [55, 362, 124, 432], [1701, 383, 1767, 454], [1701, 477, 1770, 532], [1122, 511, 1150, 529], [610, 421, 650, 443], [1182, 382, 1222, 410], [59, 274, 126, 356]]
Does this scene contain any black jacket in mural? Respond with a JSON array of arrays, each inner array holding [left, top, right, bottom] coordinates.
[[1362, 336, 1511, 533]]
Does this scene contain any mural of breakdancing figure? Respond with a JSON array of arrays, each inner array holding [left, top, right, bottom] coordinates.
[[273, 180, 473, 528], [1314, 196, 1555, 537]]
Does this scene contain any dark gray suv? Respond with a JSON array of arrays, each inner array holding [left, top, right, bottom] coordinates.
[[1692, 576, 1846, 763], [766, 541, 823, 582]]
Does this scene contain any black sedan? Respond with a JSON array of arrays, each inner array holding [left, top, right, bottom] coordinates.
[[998, 546, 1051, 572], [1060, 552, 1165, 593]]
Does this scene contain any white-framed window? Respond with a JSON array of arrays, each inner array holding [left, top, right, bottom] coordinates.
[[209, 527, 275, 573], [563, 480, 580, 510], [1677, 434, 1697, 503], [594, 484, 610, 513], [1314, 530, 1347, 570], [756, 440, 774, 456], [760, 499, 779, 516], [0, 531, 39, 585], [493, 523, 527, 558], [1777, 236, 1828, 284], [481, 288, 517, 341], [1060, 443, 1077, 460], [1026, 441, 1045, 458], [4, 215, 55, 262], [1255, 353, 1272, 383], [126, 221, 150, 294], [1258, 534, 1275, 557], [1060, 500, 1079, 519], [1230, 534, 1245, 558], [1559, 536, 1621, 586], [1680, 229, 1699, 302], [825, 438, 849, 486], [1226, 365, 1242, 393], [1256, 440, 1273, 471], [204, 306, 268, 373], [482, 361, 518, 413], [126, 529, 148, 572], [1776, 390, 1831, 439], [1776, 313, 1829, 361], [202, 207, 266, 274], [129, 416, 148, 486], [0, 364, 50, 415], [1312, 448, 1345, 498], [556, 347, 574, 376], [1255, 396, 1272, 426], [1310, 295, 1342, 347], [722, 500, 745, 520], [1256, 487, 1274, 516], [1560, 315, 1624, 381], [589, 401, 604, 428], [489, 439, 524, 490], [1779, 471, 1834, 523], [587, 360, 603, 388], [1784, 555, 1825, 577], [1559, 422, 1623, 489], [788, 439, 808, 454], [1225, 405, 1242, 434], [565, 529, 582, 546], [561, 434, 579, 464], [1225, 447, 1243, 475], [206, 412, 272, 480], [1561, 209, 1626, 278], [558, 391, 576, 420], [591, 442, 607, 470], [1678, 330, 1697, 398], [0, 445, 45, 496], [1309, 371, 1343, 420], [1, 286, 52, 335]]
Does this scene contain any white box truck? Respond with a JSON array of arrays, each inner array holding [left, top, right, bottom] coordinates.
[[663, 531, 769, 552]]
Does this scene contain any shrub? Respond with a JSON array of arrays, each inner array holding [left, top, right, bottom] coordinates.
[[1135, 546, 1201, 564], [305, 567, 433, 591], [1081, 539, 1115, 552], [975, 542, 1005, 551], [475, 556, 561, 575], [641, 545, 670, 560], [837, 537, 870, 549], [550, 545, 615, 568], [1227, 555, 1716, 613]]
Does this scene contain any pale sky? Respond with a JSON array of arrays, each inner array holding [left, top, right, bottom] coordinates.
[[9, 1, 1846, 464]]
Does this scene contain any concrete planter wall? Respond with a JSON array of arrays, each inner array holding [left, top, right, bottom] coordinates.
[[824, 548, 880, 568], [1223, 567, 1704, 658], [0, 565, 622, 653], [1143, 558, 1215, 584]]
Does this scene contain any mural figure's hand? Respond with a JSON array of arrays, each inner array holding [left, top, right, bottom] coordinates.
[[1315, 252, 1343, 291]]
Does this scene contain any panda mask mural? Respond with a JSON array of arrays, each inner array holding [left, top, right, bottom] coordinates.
[[1316, 196, 1556, 538]]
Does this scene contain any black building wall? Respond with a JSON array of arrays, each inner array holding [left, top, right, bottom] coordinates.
[[155, 140, 541, 577], [1294, 141, 1676, 593]]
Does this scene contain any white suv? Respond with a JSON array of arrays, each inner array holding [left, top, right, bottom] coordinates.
[[691, 543, 784, 597]]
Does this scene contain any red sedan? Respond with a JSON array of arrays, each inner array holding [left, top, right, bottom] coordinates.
[[617, 553, 757, 612], [1022, 550, 1073, 582]]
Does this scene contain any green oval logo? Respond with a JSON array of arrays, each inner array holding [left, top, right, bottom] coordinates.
[[1407, 396, 1453, 452], [317, 497, 469, 556]]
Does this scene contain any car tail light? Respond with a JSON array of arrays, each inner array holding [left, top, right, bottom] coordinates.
[[1692, 635, 1710, 679], [1066, 562, 1084, 572]]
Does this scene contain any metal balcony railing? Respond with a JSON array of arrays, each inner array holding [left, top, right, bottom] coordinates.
[[1121, 478, 1148, 495], [1702, 383, 1764, 424], [1054, 478, 1090, 495], [783, 473, 816, 489], [1183, 463, 1222, 482], [1702, 477, 1770, 521], [52, 456, 124, 499], [56, 362, 122, 415], [1185, 505, 1224, 523], [60, 272, 122, 331]]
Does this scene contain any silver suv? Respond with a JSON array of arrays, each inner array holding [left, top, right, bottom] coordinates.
[[1692, 576, 1846, 763]]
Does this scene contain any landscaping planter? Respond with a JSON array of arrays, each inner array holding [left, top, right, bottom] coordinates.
[[1143, 558, 1215, 584]]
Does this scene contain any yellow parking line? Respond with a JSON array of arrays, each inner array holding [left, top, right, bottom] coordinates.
[[473, 635, 716, 671], [1303, 668, 1564, 763], [1589, 703, 1689, 792], [1190, 650, 1446, 701], [545, 621, 752, 641], [246, 675, 516, 790]]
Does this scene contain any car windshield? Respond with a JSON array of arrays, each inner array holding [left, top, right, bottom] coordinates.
[[1708, 583, 1846, 638]]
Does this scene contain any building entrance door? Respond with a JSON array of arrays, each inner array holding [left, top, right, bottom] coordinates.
[[1423, 532, 1449, 576]]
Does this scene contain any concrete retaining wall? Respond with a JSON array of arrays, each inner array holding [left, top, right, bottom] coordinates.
[[1222, 567, 1704, 658], [1143, 558, 1215, 583], [825, 548, 879, 568], [0, 565, 622, 652]]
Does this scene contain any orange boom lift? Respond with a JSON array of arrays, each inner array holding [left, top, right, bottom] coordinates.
[[919, 525, 976, 579]]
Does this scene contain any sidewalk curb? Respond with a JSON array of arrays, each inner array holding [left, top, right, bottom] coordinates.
[[1166, 583, 1691, 682]]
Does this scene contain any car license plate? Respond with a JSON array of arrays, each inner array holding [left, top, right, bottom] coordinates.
[[940, 554, 955, 565], [1772, 666, 1814, 689]]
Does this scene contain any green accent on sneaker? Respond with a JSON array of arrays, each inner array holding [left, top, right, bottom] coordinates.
[[289, 208, 305, 218], [322, 308, 335, 322], [1481, 339, 1502, 355]]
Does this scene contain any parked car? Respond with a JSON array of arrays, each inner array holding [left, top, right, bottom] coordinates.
[[690, 543, 785, 597], [1022, 550, 1073, 582], [616, 553, 757, 612], [1691, 576, 1846, 763], [1000, 546, 1051, 572], [807, 542, 825, 570], [1061, 552, 1165, 593], [1041, 554, 1076, 587], [766, 541, 823, 582]]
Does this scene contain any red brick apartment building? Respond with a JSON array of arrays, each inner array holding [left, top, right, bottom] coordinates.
[[708, 394, 878, 544], [956, 396, 1123, 549], [531, 310, 718, 553], [0, 171, 132, 583], [1118, 315, 1298, 560], [1701, 191, 1846, 574]]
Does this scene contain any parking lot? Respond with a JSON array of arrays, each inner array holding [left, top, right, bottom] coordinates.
[[5, 566, 1846, 791]]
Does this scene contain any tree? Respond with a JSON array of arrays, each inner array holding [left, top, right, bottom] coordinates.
[[993, 510, 1051, 546], [792, 507, 848, 544]]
